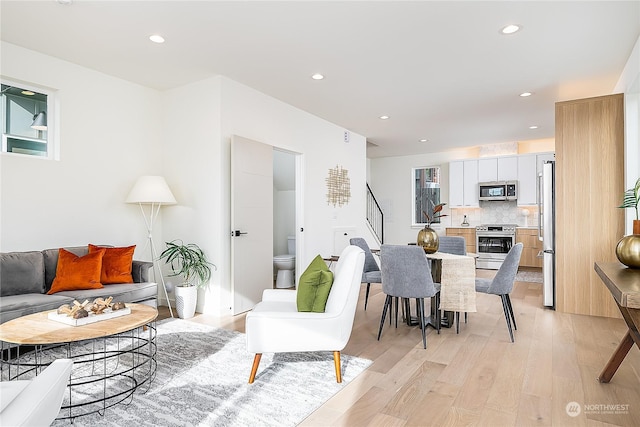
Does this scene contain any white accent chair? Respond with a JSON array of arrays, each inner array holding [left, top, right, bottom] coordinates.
[[246, 245, 365, 383], [0, 358, 73, 426]]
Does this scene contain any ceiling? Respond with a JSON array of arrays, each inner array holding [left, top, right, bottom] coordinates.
[[1, 1, 638, 158]]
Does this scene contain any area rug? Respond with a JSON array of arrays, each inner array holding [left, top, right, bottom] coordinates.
[[45, 318, 371, 426], [515, 270, 543, 283]]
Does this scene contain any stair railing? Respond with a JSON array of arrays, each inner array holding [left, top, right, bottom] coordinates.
[[366, 183, 384, 244]]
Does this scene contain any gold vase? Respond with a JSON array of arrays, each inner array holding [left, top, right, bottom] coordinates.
[[615, 234, 640, 269], [417, 226, 439, 254]]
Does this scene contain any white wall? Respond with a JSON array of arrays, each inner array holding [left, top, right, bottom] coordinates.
[[0, 42, 161, 258], [273, 189, 295, 255], [161, 76, 367, 315], [160, 77, 223, 312], [369, 147, 477, 245], [273, 149, 296, 256], [1, 47, 368, 316], [615, 35, 640, 234], [369, 143, 553, 244], [370, 32, 640, 246], [220, 77, 367, 312]]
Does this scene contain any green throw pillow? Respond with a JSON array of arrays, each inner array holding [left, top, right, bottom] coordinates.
[[296, 255, 334, 312]]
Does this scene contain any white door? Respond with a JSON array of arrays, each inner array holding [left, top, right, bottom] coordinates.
[[231, 136, 273, 314]]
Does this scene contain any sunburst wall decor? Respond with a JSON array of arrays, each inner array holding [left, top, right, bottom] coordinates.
[[326, 165, 351, 207]]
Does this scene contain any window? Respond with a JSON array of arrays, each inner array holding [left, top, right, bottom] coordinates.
[[413, 166, 442, 226], [1, 80, 55, 158]]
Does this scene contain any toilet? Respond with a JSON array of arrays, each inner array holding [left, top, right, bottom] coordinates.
[[273, 236, 296, 289]]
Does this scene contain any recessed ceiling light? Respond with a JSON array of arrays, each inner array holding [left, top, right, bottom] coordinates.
[[379, 115, 389, 120], [529, 125, 539, 129], [419, 139, 429, 143], [520, 92, 533, 97], [21, 90, 35, 96], [149, 34, 165, 44], [500, 24, 521, 35], [311, 73, 324, 80]]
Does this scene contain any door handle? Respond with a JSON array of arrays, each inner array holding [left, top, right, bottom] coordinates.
[[231, 230, 248, 237], [537, 173, 543, 241]]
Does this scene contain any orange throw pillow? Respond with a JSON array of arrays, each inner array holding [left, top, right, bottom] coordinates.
[[89, 244, 136, 284], [47, 248, 105, 294]]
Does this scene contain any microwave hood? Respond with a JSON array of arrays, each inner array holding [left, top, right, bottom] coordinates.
[[478, 181, 518, 201]]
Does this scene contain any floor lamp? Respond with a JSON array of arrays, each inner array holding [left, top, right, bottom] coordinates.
[[126, 176, 177, 318]]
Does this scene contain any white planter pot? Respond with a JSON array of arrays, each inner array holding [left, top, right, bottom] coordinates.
[[174, 285, 197, 319]]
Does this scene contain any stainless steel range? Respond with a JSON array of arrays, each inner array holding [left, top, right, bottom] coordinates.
[[476, 224, 517, 270]]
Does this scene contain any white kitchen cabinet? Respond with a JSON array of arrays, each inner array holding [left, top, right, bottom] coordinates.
[[449, 159, 479, 207], [454, 153, 554, 207], [449, 161, 464, 207], [537, 152, 555, 173], [517, 154, 537, 205], [463, 160, 479, 206], [478, 156, 518, 182], [497, 156, 518, 180], [517, 152, 555, 206], [478, 158, 497, 182]]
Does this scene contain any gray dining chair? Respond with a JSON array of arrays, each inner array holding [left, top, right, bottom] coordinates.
[[437, 236, 467, 332], [475, 242, 523, 342], [378, 244, 440, 349], [349, 238, 381, 310], [438, 236, 467, 256]]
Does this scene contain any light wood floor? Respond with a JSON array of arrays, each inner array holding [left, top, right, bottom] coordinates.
[[158, 269, 640, 426]]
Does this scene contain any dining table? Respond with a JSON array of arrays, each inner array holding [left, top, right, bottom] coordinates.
[[594, 262, 640, 383], [404, 251, 477, 330], [427, 251, 477, 328]]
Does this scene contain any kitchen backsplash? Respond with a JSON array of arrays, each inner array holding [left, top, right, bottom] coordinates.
[[448, 201, 539, 228]]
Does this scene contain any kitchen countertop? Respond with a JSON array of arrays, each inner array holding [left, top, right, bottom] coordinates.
[[446, 226, 539, 229]]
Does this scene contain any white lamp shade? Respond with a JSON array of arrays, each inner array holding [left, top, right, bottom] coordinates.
[[125, 176, 177, 205], [31, 111, 47, 131]]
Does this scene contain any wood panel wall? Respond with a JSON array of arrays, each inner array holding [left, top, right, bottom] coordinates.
[[555, 94, 625, 318]]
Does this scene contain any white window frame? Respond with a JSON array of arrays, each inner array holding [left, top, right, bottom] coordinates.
[[1, 78, 58, 160], [412, 165, 443, 228]]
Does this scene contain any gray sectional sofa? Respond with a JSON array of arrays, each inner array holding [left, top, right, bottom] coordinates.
[[0, 246, 157, 324]]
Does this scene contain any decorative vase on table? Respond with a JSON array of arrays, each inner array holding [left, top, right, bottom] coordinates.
[[615, 220, 640, 269], [417, 226, 439, 254], [174, 285, 198, 319], [616, 180, 640, 268]]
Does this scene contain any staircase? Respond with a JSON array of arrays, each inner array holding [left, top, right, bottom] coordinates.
[[366, 183, 384, 244]]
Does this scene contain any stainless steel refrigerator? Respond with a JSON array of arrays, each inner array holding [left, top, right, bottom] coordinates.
[[538, 161, 555, 308]]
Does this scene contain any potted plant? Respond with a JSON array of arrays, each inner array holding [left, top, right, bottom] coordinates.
[[417, 202, 448, 253], [159, 240, 216, 318], [618, 177, 640, 234]]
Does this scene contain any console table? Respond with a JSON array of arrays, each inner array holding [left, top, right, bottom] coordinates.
[[593, 262, 640, 383]]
